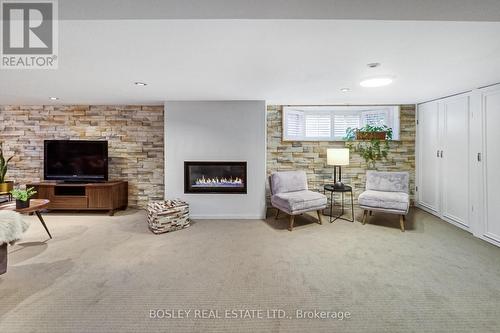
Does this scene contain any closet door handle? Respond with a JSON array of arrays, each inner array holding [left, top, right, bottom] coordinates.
[[440, 150, 444, 158], [437, 150, 440, 158], [477, 153, 482, 162]]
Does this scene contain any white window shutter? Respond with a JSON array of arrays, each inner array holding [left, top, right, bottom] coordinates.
[[362, 110, 388, 126], [305, 114, 331, 138], [285, 110, 305, 139], [334, 114, 360, 138]]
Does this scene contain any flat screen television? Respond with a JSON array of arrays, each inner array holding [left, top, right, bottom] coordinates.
[[44, 140, 108, 182]]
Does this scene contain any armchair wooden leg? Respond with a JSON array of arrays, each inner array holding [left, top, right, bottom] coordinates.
[[400, 215, 405, 232], [316, 210, 323, 225], [275, 209, 280, 220], [369, 210, 373, 216], [362, 210, 368, 224], [288, 215, 295, 232]]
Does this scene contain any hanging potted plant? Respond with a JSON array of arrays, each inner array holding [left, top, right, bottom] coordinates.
[[0, 142, 14, 194], [344, 124, 391, 141], [344, 125, 393, 169], [10, 187, 37, 209]]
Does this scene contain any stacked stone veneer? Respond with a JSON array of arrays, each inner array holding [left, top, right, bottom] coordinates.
[[0, 105, 164, 208], [267, 105, 416, 205]]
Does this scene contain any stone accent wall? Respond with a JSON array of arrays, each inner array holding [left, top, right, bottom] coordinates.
[[0, 105, 164, 208], [267, 105, 416, 204]]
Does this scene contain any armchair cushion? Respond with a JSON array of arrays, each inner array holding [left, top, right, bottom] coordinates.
[[271, 190, 327, 215], [270, 171, 308, 195], [358, 190, 409, 214], [366, 171, 409, 193]]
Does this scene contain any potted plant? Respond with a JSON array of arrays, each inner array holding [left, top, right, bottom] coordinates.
[[10, 187, 37, 209], [344, 125, 393, 169], [344, 125, 392, 141], [0, 142, 14, 194]]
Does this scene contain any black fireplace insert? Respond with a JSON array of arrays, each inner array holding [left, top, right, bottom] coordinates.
[[184, 161, 247, 194]]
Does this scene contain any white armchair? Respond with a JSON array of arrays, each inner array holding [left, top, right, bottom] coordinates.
[[269, 171, 327, 231], [358, 171, 410, 232]]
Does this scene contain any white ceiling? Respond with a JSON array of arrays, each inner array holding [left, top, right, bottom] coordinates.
[[1, 19, 500, 105]]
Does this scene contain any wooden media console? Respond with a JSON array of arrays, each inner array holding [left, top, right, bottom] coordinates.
[[27, 181, 128, 216]]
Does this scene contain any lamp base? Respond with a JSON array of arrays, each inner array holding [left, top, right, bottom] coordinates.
[[333, 181, 345, 190], [332, 165, 345, 190]]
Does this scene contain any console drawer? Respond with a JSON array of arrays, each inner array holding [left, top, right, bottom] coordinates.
[[49, 196, 88, 209]]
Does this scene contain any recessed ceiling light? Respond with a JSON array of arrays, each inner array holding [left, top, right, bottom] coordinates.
[[340, 88, 351, 92], [49, 97, 59, 100], [360, 77, 393, 88], [134, 82, 147, 86]]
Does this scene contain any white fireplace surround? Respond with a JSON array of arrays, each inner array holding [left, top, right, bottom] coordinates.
[[164, 101, 267, 219]]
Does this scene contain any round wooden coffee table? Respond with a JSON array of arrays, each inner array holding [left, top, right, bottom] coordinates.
[[0, 199, 52, 239]]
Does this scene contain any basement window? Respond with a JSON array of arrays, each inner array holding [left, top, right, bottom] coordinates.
[[282, 106, 400, 141]]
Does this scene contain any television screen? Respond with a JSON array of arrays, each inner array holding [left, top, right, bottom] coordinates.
[[44, 140, 108, 181]]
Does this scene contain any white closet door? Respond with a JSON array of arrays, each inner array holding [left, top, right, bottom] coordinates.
[[418, 101, 440, 213], [441, 95, 470, 227], [482, 87, 500, 243]]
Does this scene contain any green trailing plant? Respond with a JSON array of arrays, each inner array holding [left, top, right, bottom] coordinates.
[[10, 187, 37, 202], [343, 125, 393, 169], [0, 142, 14, 183]]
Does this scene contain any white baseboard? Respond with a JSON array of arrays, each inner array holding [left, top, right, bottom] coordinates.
[[416, 203, 471, 233], [415, 203, 439, 217], [481, 233, 500, 247], [442, 215, 470, 232]]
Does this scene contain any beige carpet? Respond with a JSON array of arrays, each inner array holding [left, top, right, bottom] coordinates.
[[1, 208, 499, 333]]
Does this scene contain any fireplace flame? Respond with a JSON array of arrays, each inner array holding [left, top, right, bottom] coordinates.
[[194, 175, 243, 187]]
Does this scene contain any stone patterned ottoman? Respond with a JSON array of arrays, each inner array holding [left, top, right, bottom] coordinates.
[[147, 200, 190, 234]]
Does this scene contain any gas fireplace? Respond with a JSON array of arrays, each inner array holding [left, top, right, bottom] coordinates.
[[184, 161, 247, 194]]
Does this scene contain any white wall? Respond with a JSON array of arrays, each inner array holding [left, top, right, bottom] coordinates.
[[164, 101, 267, 219]]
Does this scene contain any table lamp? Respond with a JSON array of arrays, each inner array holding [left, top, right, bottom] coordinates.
[[327, 148, 350, 189]]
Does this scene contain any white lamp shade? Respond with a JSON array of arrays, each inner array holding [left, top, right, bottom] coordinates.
[[327, 148, 350, 166]]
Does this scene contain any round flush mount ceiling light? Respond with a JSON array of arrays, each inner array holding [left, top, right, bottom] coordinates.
[[49, 97, 59, 100], [340, 88, 351, 92], [360, 76, 394, 88], [134, 82, 147, 86]]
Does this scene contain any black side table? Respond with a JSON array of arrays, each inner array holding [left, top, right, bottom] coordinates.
[[324, 184, 355, 223], [0, 192, 12, 203]]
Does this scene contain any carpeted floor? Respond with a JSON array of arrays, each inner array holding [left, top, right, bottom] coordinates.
[[1, 208, 499, 333]]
